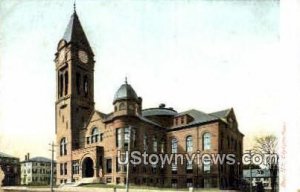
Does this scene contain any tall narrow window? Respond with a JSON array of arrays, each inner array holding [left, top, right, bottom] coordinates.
[[153, 137, 157, 153], [203, 133, 211, 150], [60, 163, 63, 175], [116, 157, 121, 172], [186, 136, 193, 153], [64, 162, 67, 175], [59, 74, 63, 97], [76, 73, 81, 94], [116, 128, 122, 148], [186, 160, 193, 174], [72, 160, 79, 174], [160, 139, 165, 153], [64, 71, 68, 95], [83, 75, 88, 97], [124, 127, 130, 149], [203, 158, 211, 174], [171, 138, 178, 154], [60, 138, 67, 156], [143, 134, 148, 151], [106, 159, 112, 173], [91, 128, 99, 143], [171, 138, 178, 174]]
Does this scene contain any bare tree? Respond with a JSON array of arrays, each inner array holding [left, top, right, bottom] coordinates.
[[253, 135, 278, 192]]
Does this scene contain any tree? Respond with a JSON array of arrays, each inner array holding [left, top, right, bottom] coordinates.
[[253, 135, 278, 192]]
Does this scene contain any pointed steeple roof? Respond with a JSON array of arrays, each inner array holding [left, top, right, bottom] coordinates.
[[62, 10, 93, 55]]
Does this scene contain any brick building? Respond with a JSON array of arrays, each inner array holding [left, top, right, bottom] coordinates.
[[0, 152, 20, 186], [55, 9, 244, 189]]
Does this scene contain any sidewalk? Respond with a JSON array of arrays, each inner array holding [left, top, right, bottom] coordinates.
[[1, 186, 239, 192]]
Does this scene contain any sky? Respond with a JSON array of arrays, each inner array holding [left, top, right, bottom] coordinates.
[[0, 0, 281, 156], [0, 0, 289, 179]]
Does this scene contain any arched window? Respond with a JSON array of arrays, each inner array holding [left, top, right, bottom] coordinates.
[[153, 137, 157, 153], [64, 71, 68, 95], [119, 103, 126, 110], [91, 128, 99, 143], [203, 133, 211, 150], [171, 138, 178, 154], [60, 138, 67, 156], [186, 136, 193, 153]]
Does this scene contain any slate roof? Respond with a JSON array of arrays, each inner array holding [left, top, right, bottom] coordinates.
[[113, 83, 139, 104], [172, 109, 219, 128], [62, 11, 93, 54], [21, 157, 55, 163], [0, 152, 17, 159], [209, 108, 231, 119], [142, 108, 178, 117], [137, 115, 162, 128]]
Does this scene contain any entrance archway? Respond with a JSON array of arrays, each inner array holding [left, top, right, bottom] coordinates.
[[82, 157, 94, 178]]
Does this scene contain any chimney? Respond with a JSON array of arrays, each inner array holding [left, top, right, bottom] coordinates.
[[25, 154, 27, 161], [27, 153, 30, 160]]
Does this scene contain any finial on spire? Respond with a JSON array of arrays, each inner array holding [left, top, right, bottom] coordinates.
[[125, 76, 128, 84], [73, 0, 76, 12]]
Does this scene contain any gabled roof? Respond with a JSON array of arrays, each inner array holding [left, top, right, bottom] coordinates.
[[63, 11, 93, 54]]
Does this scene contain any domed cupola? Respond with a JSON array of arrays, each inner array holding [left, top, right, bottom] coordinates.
[[113, 78, 142, 116], [113, 81, 138, 104]]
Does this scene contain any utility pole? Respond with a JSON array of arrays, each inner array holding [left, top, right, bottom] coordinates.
[[125, 126, 132, 192], [245, 149, 253, 192], [49, 142, 57, 192]]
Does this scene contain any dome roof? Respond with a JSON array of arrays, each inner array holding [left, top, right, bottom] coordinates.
[[113, 82, 138, 104]]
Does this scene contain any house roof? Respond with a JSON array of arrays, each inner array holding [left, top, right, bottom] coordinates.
[[209, 108, 232, 119], [172, 109, 219, 128], [0, 152, 17, 159], [21, 157, 55, 163]]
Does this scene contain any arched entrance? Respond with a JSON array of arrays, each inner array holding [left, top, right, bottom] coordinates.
[[82, 157, 94, 178]]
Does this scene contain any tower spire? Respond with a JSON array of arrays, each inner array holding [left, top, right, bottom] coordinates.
[[125, 76, 128, 84], [73, 0, 76, 13]]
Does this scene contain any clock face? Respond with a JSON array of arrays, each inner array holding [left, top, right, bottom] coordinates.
[[78, 50, 89, 64]]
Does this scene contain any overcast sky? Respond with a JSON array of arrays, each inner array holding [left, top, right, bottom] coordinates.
[[0, 0, 282, 160]]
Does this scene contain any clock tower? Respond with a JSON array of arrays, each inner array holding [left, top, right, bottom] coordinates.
[[55, 8, 95, 177]]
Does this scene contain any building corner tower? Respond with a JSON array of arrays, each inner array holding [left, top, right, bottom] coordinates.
[[55, 9, 95, 184]]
